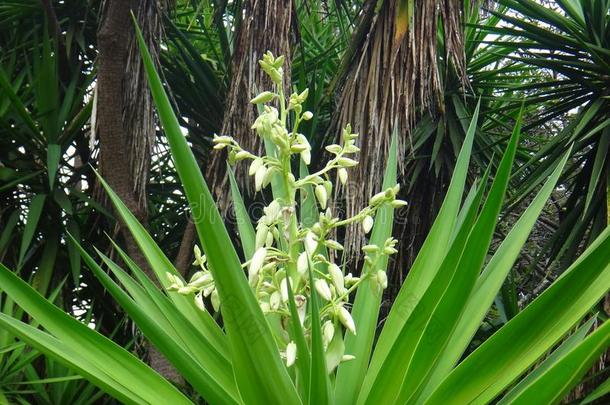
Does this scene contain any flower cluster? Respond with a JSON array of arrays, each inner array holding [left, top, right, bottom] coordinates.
[[173, 51, 405, 371]]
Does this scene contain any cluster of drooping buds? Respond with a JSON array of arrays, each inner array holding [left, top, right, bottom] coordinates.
[[167, 245, 220, 312], [188, 52, 406, 371]]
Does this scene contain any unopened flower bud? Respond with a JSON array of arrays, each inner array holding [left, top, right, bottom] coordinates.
[[338, 168, 348, 185], [362, 244, 379, 254], [322, 320, 335, 346], [338, 157, 358, 167], [362, 215, 374, 234], [305, 231, 318, 255], [392, 199, 408, 208], [286, 342, 297, 367], [254, 165, 267, 191], [338, 306, 356, 335], [341, 354, 356, 362], [325, 144, 342, 154], [370, 191, 386, 205], [235, 150, 252, 161], [249, 158, 264, 176], [325, 239, 344, 251], [194, 293, 205, 311], [315, 184, 328, 209], [315, 279, 332, 301], [255, 224, 269, 249], [270, 291, 281, 310], [250, 91, 276, 104], [249, 248, 267, 281], [297, 252, 308, 276], [328, 263, 346, 294]]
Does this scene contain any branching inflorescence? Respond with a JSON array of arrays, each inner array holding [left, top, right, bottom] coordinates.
[[167, 52, 405, 370]]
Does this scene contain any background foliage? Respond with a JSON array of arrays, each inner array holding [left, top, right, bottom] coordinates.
[[0, 0, 609, 403]]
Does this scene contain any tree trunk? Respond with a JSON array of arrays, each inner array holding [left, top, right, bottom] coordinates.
[[96, 0, 181, 383], [206, 0, 293, 213], [332, 0, 465, 285]]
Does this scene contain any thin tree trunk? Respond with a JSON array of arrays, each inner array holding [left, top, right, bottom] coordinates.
[[206, 0, 293, 213], [96, 0, 181, 383]]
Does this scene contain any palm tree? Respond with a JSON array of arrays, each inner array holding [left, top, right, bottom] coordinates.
[[95, 0, 178, 380], [330, 0, 468, 275]]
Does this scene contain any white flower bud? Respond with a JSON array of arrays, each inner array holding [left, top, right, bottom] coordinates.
[[166, 273, 184, 290], [235, 151, 251, 161], [315, 279, 332, 301], [322, 320, 335, 346], [249, 248, 267, 281], [301, 149, 311, 165], [337, 157, 358, 167], [325, 144, 342, 154], [362, 215, 374, 234], [295, 295, 307, 325], [255, 224, 269, 249], [270, 291, 281, 310], [265, 200, 281, 221], [194, 293, 205, 311], [254, 165, 267, 191], [297, 252, 308, 276], [338, 168, 348, 185], [280, 277, 289, 302], [341, 355, 356, 362], [338, 306, 356, 335], [189, 272, 213, 288], [249, 158, 264, 176], [286, 342, 297, 367], [305, 231, 318, 255], [265, 231, 274, 247], [315, 184, 328, 210], [328, 263, 346, 294], [302, 111, 313, 120], [213, 135, 232, 145], [392, 199, 408, 208]]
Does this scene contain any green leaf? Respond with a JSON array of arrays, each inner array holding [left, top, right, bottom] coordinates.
[[133, 17, 300, 405], [18, 194, 46, 268], [365, 112, 521, 404], [503, 319, 610, 404], [0, 263, 192, 405], [47, 143, 61, 188], [426, 226, 610, 404], [307, 259, 331, 405], [499, 317, 596, 403], [359, 101, 481, 402], [228, 166, 256, 260], [76, 244, 240, 405], [94, 172, 228, 359], [421, 147, 572, 396], [583, 127, 609, 216]]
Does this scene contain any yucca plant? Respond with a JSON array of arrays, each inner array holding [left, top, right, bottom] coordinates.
[[1, 24, 610, 405]]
